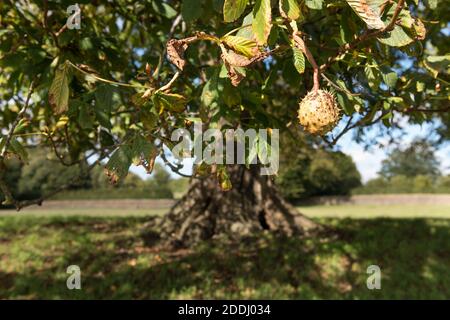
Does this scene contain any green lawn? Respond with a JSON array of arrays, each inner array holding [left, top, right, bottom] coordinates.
[[0, 204, 449, 299], [4, 204, 450, 218], [298, 204, 450, 219]]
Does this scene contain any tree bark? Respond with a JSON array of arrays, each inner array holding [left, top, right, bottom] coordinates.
[[148, 165, 321, 248]]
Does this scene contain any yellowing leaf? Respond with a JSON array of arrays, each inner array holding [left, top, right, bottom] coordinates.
[[280, 0, 301, 20], [49, 61, 71, 114], [221, 35, 258, 58], [55, 116, 69, 129], [153, 92, 187, 113], [252, 0, 272, 45], [223, 0, 249, 22], [424, 55, 450, 78]]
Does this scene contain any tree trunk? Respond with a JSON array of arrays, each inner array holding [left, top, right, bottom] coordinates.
[[148, 165, 321, 248]]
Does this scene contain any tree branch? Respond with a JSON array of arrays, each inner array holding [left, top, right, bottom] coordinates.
[[1, 80, 36, 158], [320, 0, 405, 72], [160, 151, 193, 179], [1, 152, 109, 211], [292, 32, 320, 92]]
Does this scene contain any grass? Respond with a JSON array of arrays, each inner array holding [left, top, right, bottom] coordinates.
[[298, 204, 450, 219], [0, 204, 449, 299]]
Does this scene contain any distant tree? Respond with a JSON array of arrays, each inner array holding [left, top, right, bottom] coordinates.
[[436, 175, 450, 193], [152, 164, 171, 186], [169, 178, 190, 198], [412, 175, 434, 193], [388, 175, 412, 193], [0, 158, 22, 202], [354, 177, 389, 194], [379, 139, 441, 179], [90, 166, 112, 189], [278, 149, 361, 201], [143, 164, 173, 199], [17, 149, 89, 199]]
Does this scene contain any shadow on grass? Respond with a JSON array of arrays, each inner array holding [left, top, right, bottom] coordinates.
[[0, 216, 449, 299]]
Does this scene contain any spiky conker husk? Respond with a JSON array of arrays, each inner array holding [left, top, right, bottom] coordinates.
[[297, 89, 340, 135]]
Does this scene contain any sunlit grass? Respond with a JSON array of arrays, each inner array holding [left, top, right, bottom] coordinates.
[[3, 203, 450, 219], [298, 204, 450, 219], [0, 204, 449, 299]]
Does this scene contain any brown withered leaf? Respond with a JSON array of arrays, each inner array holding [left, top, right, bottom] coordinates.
[[345, 0, 385, 30], [221, 45, 268, 68], [413, 18, 426, 40], [222, 50, 253, 67], [167, 39, 189, 70], [222, 54, 245, 87]]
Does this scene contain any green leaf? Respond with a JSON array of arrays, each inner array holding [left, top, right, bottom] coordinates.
[[181, 0, 203, 22], [152, 2, 178, 19], [344, 0, 385, 29], [237, 13, 254, 39], [49, 61, 71, 114], [78, 103, 95, 129], [13, 118, 30, 134], [252, 0, 272, 45], [423, 55, 450, 78], [217, 166, 232, 191], [292, 47, 305, 74], [95, 85, 113, 128], [221, 35, 257, 58], [280, 0, 301, 20], [222, 82, 242, 107], [95, 85, 113, 112], [257, 134, 271, 164], [246, 135, 259, 166], [427, 0, 437, 9], [416, 81, 425, 92], [377, 25, 414, 47], [336, 91, 355, 115], [364, 62, 380, 89], [141, 110, 158, 131], [201, 69, 220, 106], [223, 0, 249, 22], [305, 0, 323, 10], [130, 135, 154, 167], [105, 145, 132, 184], [153, 92, 187, 113], [380, 66, 398, 88], [10, 138, 28, 162]]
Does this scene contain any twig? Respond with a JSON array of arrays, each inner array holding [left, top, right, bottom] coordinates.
[[160, 151, 193, 178], [1, 80, 36, 158], [321, 73, 360, 96], [403, 106, 450, 113], [157, 71, 180, 93], [154, 14, 183, 79], [54, 7, 82, 39], [326, 109, 388, 146], [68, 61, 147, 89], [291, 31, 320, 92], [320, 0, 405, 72], [43, 0, 61, 48], [47, 133, 82, 167], [3, 152, 109, 211]]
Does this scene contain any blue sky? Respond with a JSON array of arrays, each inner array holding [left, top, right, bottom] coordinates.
[[130, 121, 450, 183]]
